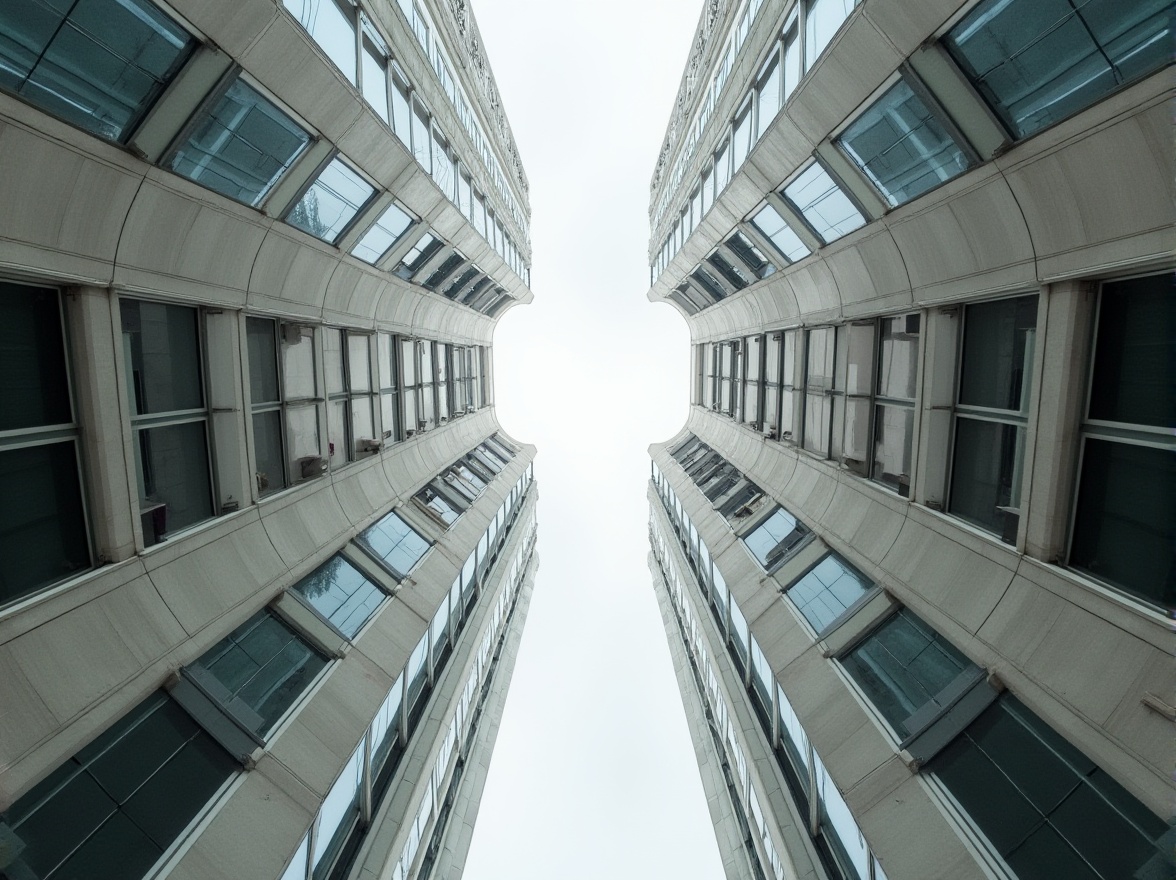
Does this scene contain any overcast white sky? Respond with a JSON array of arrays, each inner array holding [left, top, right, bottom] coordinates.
[[457, 1, 725, 877]]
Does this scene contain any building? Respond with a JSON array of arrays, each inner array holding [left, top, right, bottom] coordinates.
[[646, 1, 1172, 879], [0, 1, 538, 879]]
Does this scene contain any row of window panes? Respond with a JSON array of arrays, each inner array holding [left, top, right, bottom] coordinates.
[[0, 282, 493, 608], [651, 0, 860, 275], [648, 488, 879, 880], [652, 466, 1168, 880], [652, 0, 1171, 291], [0, 459, 532, 880], [413, 436, 516, 527], [282, 482, 536, 880], [0, 1, 528, 308], [0, 504, 434, 880], [688, 274, 1174, 607], [391, 0, 529, 244], [278, 0, 528, 278], [650, 0, 781, 233]]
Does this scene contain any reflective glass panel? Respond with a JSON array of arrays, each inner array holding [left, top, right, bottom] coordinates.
[[294, 555, 384, 637], [287, 158, 374, 243], [783, 162, 865, 243], [785, 553, 871, 633], [359, 509, 430, 578]]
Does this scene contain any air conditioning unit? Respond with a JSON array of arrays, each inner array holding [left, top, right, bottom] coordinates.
[[282, 323, 311, 345], [358, 438, 382, 453], [298, 456, 327, 479]]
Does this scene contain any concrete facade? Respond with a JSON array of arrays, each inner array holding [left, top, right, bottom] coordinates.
[[647, 1, 1173, 879], [0, 1, 535, 879]]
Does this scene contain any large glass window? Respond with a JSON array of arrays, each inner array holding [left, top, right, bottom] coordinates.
[[949, 295, 1037, 543], [283, 0, 356, 84], [0, 0, 194, 142], [325, 329, 377, 467], [944, 0, 1171, 141], [783, 162, 865, 244], [803, 326, 835, 455], [187, 610, 327, 736], [749, 204, 810, 263], [742, 505, 807, 573], [360, 26, 390, 124], [1070, 273, 1174, 607], [838, 78, 971, 206], [287, 157, 375, 244], [168, 78, 311, 207], [0, 282, 91, 603], [928, 695, 1167, 880], [121, 299, 213, 546], [294, 555, 385, 638], [805, 0, 856, 68], [755, 51, 781, 140], [352, 201, 414, 264], [0, 692, 236, 880], [358, 509, 429, 579], [312, 742, 364, 879], [873, 314, 920, 497], [784, 553, 872, 634], [842, 608, 973, 734]]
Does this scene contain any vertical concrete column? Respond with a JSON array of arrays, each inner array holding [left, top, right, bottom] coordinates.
[[1023, 280, 1096, 563], [68, 286, 137, 562]]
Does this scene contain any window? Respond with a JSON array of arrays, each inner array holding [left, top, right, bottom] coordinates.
[[1069, 273, 1174, 607], [805, 0, 856, 69], [713, 138, 731, 196], [0, 0, 194, 142], [312, 742, 364, 879], [783, 162, 865, 244], [376, 332, 401, 442], [742, 334, 762, 428], [803, 326, 835, 455], [294, 555, 385, 638], [949, 295, 1037, 543], [726, 231, 776, 280], [411, 97, 431, 171], [246, 317, 283, 496], [873, 314, 920, 496], [186, 610, 327, 737], [838, 78, 971, 206], [943, 0, 1171, 141], [400, 339, 438, 433], [394, 232, 443, 281], [784, 553, 873, 634], [732, 97, 754, 169], [0, 692, 236, 880], [742, 505, 807, 573], [360, 24, 390, 124], [325, 330, 378, 467], [283, 0, 356, 84], [0, 282, 91, 603], [749, 204, 810, 263], [286, 156, 374, 244], [121, 299, 213, 546], [351, 201, 414, 264], [782, 14, 801, 100], [842, 608, 973, 735], [928, 694, 1166, 880], [389, 62, 412, 147], [755, 51, 781, 139], [358, 509, 429, 580]]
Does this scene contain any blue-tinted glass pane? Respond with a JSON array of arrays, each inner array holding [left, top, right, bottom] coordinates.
[[284, 0, 356, 84], [1, 0, 192, 141], [944, 0, 1170, 139], [195, 611, 327, 735], [786, 554, 870, 633], [0, 282, 71, 430], [360, 510, 430, 578], [843, 609, 972, 731], [351, 202, 413, 263], [839, 79, 970, 206], [805, 0, 855, 68], [294, 555, 384, 637], [783, 162, 864, 243], [286, 157, 374, 243], [169, 78, 310, 206], [742, 506, 804, 570], [750, 204, 810, 263]]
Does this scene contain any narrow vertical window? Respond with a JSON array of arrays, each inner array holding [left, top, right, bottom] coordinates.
[[803, 327, 835, 455], [949, 295, 1037, 543], [873, 314, 920, 496], [0, 282, 90, 601], [121, 299, 213, 546]]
